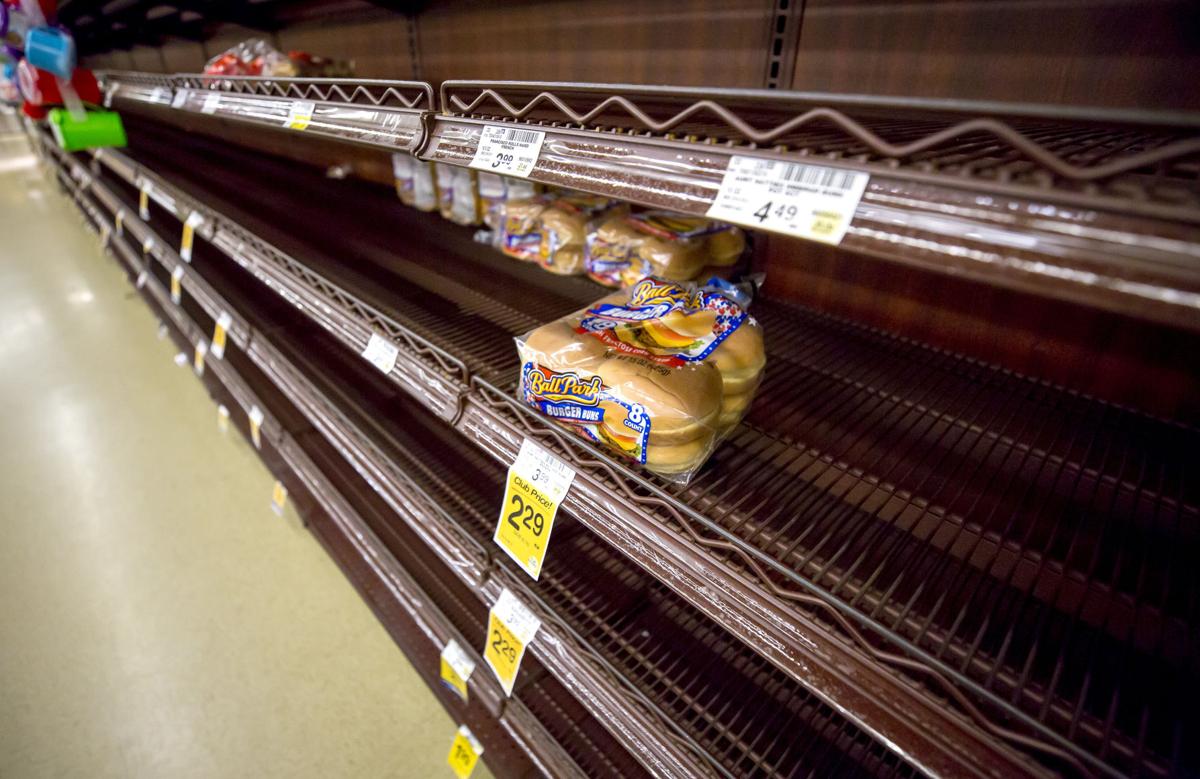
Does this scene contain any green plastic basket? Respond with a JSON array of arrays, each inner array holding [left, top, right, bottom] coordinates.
[[47, 108, 127, 151]]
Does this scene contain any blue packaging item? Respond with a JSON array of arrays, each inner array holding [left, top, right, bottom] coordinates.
[[25, 26, 75, 80]]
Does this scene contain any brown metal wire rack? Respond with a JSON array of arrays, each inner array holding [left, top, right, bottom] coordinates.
[[90, 117, 1199, 778]]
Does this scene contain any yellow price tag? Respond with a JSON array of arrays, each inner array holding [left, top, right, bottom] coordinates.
[[211, 311, 232, 360], [193, 340, 207, 376], [170, 265, 184, 305], [483, 588, 540, 697], [439, 639, 475, 703], [446, 725, 483, 779], [138, 186, 150, 220], [493, 439, 574, 580], [285, 100, 315, 131], [248, 405, 265, 450], [180, 211, 203, 262], [271, 481, 288, 516]]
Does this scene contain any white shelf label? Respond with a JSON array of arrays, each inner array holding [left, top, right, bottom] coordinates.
[[171, 89, 189, 109], [135, 270, 147, 289], [469, 125, 546, 178], [706, 155, 870, 246], [103, 85, 116, 108], [149, 86, 165, 104], [141, 235, 156, 256], [210, 311, 233, 360], [201, 92, 221, 115], [217, 404, 230, 433], [248, 405, 265, 450], [114, 209, 125, 236], [360, 333, 399, 375], [284, 100, 315, 131]]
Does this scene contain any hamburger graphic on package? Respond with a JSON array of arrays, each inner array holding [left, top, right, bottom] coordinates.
[[516, 277, 766, 483]]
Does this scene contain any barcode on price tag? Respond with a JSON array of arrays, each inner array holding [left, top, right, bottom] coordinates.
[[193, 340, 207, 375], [180, 211, 203, 261], [360, 333, 399, 374], [248, 405, 265, 450], [468, 125, 546, 178], [446, 725, 483, 779], [440, 639, 476, 703], [284, 100, 315, 130], [201, 92, 220, 115], [484, 588, 540, 696], [210, 311, 232, 360], [170, 265, 184, 304], [494, 439, 575, 580], [706, 155, 870, 245], [171, 89, 189, 109]]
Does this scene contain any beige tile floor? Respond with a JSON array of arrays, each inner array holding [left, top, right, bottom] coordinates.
[[0, 130, 492, 779]]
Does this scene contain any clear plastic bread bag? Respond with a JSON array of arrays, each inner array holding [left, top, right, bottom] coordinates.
[[536, 193, 626, 275], [585, 211, 745, 288], [514, 276, 765, 484], [411, 159, 438, 212]]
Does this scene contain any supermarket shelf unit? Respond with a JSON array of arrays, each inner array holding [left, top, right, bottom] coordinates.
[[70, 74, 1200, 779], [99, 71, 1200, 332], [74, 131, 1045, 779], [36, 139, 624, 779], [41, 131, 934, 779], [64, 131, 950, 779]]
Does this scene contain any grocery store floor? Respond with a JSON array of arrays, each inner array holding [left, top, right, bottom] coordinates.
[[0, 128, 490, 778]]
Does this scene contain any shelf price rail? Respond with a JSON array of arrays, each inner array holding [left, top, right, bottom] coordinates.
[[98, 71, 1200, 332]]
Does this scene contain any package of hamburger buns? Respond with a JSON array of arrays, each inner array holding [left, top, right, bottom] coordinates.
[[536, 193, 626, 275], [498, 195, 551, 261], [515, 276, 765, 483], [585, 212, 745, 288]]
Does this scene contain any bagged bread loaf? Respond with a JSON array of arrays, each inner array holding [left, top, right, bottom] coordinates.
[[435, 164, 481, 225], [585, 212, 745, 287], [409, 159, 438, 212], [537, 194, 625, 275], [498, 195, 550, 261], [515, 277, 765, 483], [478, 173, 540, 230]]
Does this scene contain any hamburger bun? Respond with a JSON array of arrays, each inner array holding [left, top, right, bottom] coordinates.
[[706, 320, 766, 394], [522, 321, 606, 371], [706, 226, 746, 266], [636, 236, 708, 281], [540, 245, 585, 275], [644, 432, 715, 474], [595, 353, 720, 444]]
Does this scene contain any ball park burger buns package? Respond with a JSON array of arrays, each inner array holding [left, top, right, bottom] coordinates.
[[515, 277, 766, 483], [537, 193, 626, 275], [585, 212, 745, 288]]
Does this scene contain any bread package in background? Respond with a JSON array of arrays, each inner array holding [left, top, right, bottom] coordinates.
[[435, 164, 481, 225], [392, 153, 416, 207], [537, 194, 626, 275], [515, 277, 765, 483], [479, 173, 541, 230], [585, 212, 745, 287], [498, 196, 551, 261], [410, 159, 438, 212]]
